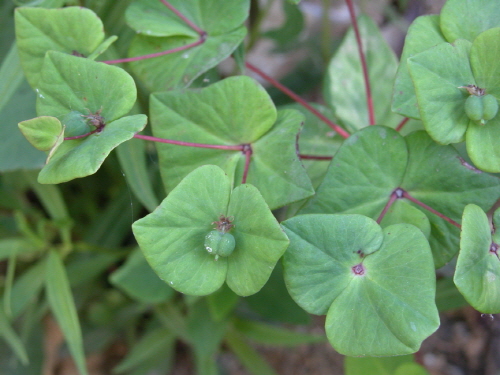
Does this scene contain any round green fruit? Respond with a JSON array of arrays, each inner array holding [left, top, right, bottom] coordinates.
[[204, 230, 236, 260], [482, 94, 499, 121], [464, 95, 484, 122]]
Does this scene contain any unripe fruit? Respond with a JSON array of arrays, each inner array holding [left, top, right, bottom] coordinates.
[[464, 94, 499, 125], [482, 94, 499, 121], [204, 230, 236, 260]]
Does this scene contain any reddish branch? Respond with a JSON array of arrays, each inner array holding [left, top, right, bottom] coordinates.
[[402, 191, 461, 229], [377, 188, 461, 229], [241, 144, 253, 184], [64, 130, 98, 140], [133, 134, 244, 151], [245, 62, 350, 139], [345, 0, 375, 126], [299, 154, 333, 160], [396, 117, 410, 132]]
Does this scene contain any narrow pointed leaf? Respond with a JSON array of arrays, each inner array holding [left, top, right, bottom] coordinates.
[[0, 305, 29, 365], [45, 251, 88, 375]]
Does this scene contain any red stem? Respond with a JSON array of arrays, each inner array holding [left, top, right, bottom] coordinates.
[[242, 145, 253, 184], [159, 0, 206, 36], [245, 62, 350, 139], [402, 191, 461, 229], [133, 134, 244, 151], [299, 154, 333, 160], [103, 38, 205, 65], [395, 117, 410, 132], [376, 190, 399, 224], [64, 130, 98, 140], [345, 0, 375, 126]]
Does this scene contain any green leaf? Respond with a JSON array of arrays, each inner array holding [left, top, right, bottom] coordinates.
[[18, 116, 64, 151], [324, 15, 401, 132], [116, 137, 159, 212], [394, 362, 430, 375], [207, 284, 239, 321], [407, 39, 474, 144], [302, 126, 500, 268], [36, 51, 137, 123], [0, 305, 28, 365], [345, 355, 417, 375], [380, 199, 431, 239], [440, 0, 500, 42], [7, 260, 45, 319], [392, 15, 447, 119], [0, 238, 38, 262], [150, 76, 313, 209], [113, 327, 175, 374], [45, 251, 88, 375], [15, 6, 106, 88], [132, 165, 289, 296], [0, 43, 24, 114], [301, 126, 407, 218], [264, 1, 304, 50], [0, 79, 45, 172], [454, 204, 500, 313], [225, 329, 279, 375], [127, 0, 249, 91], [109, 249, 174, 304], [234, 318, 325, 347], [435, 277, 468, 312], [38, 114, 147, 184], [282, 215, 439, 356]]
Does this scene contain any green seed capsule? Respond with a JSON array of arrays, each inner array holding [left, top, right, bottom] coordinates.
[[204, 230, 235, 260], [482, 94, 499, 121], [464, 95, 484, 122]]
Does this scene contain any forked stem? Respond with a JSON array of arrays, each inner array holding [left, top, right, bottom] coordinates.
[[245, 62, 350, 139], [103, 0, 207, 65], [345, 0, 375, 126]]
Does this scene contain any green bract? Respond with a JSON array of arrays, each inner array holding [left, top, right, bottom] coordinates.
[[282, 214, 439, 356], [301, 126, 500, 267], [26, 51, 146, 183], [132, 165, 289, 296], [454, 204, 500, 313], [126, 0, 249, 91], [150, 76, 314, 209]]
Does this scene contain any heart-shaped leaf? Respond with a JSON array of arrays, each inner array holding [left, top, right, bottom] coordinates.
[[150, 76, 314, 209], [454, 204, 500, 313], [28, 51, 145, 183], [132, 165, 289, 296], [126, 0, 249, 91], [302, 126, 500, 267], [392, 15, 447, 119], [282, 214, 439, 356], [15, 7, 106, 88]]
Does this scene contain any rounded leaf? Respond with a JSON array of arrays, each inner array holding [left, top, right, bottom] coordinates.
[[283, 214, 439, 356], [18, 116, 63, 151]]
